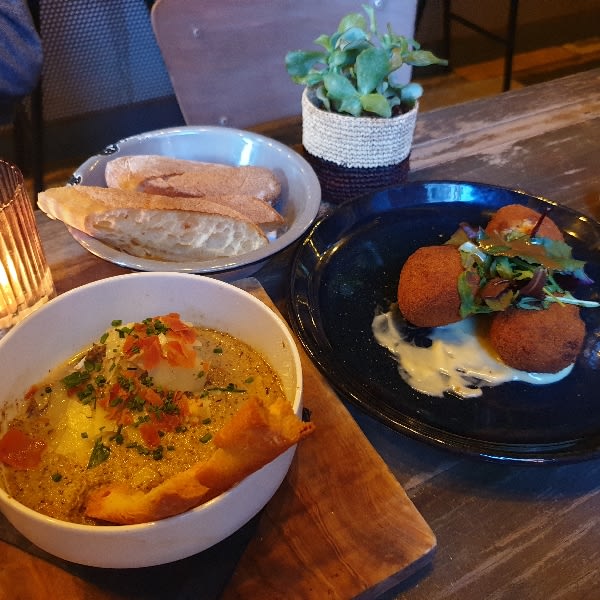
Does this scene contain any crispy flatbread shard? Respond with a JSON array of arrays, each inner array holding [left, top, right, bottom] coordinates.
[[84, 396, 315, 524]]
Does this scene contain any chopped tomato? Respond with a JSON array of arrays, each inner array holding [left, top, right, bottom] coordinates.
[[162, 313, 196, 343], [122, 313, 197, 371], [164, 340, 196, 368], [125, 335, 162, 371], [119, 410, 134, 426], [139, 422, 162, 448], [122, 334, 138, 355], [141, 386, 163, 407], [24, 386, 38, 401], [99, 383, 125, 418], [0, 428, 46, 470], [153, 412, 181, 432]]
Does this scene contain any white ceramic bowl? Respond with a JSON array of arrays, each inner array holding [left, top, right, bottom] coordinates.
[[69, 126, 321, 279], [0, 272, 303, 568]]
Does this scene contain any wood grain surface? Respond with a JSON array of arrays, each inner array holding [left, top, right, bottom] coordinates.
[[410, 68, 600, 221]]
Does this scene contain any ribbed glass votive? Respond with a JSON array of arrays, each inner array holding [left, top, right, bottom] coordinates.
[[0, 160, 55, 338]]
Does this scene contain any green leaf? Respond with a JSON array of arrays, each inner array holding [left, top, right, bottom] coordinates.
[[323, 72, 359, 101], [314, 34, 332, 51], [356, 47, 389, 94], [490, 256, 508, 277], [360, 93, 392, 117], [457, 271, 477, 318], [337, 95, 363, 116], [285, 50, 325, 77], [479, 232, 587, 274], [362, 4, 377, 35], [388, 47, 405, 71], [386, 34, 410, 54], [484, 290, 516, 312], [323, 71, 362, 115], [301, 71, 324, 87], [404, 50, 448, 67], [315, 85, 331, 110], [400, 82, 424, 102], [329, 48, 353, 68], [87, 437, 111, 469], [285, 4, 447, 117], [336, 26, 370, 51], [62, 370, 91, 390], [337, 12, 367, 35]]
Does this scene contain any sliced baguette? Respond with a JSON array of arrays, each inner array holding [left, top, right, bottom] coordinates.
[[38, 186, 268, 262], [105, 155, 281, 205], [137, 176, 284, 226]]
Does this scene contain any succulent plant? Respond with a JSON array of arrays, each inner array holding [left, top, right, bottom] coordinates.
[[285, 4, 447, 118]]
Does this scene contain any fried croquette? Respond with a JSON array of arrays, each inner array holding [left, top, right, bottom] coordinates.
[[397, 245, 463, 327], [489, 302, 585, 373], [485, 204, 564, 241]]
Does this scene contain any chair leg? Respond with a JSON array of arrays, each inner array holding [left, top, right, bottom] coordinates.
[[442, 0, 452, 70], [442, 0, 519, 91], [502, 0, 520, 92]]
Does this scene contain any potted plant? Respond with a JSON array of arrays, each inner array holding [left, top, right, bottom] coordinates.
[[285, 4, 447, 203]]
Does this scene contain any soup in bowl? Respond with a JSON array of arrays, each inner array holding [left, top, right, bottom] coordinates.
[[0, 272, 306, 567]]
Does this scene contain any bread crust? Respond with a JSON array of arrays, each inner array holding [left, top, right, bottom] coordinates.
[[105, 154, 281, 204], [138, 179, 284, 225]]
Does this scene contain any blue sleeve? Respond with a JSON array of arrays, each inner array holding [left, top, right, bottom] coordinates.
[[0, 0, 43, 100]]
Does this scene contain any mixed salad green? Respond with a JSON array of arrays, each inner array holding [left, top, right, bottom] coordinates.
[[446, 220, 599, 318]]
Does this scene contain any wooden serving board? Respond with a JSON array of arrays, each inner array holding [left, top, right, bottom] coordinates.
[[0, 271, 435, 599]]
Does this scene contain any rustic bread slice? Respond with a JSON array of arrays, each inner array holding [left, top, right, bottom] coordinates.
[[37, 186, 268, 262], [105, 154, 281, 205], [138, 177, 285, 226]]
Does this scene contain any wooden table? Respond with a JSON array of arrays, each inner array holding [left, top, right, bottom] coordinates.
[[2, 68, 600, 599]]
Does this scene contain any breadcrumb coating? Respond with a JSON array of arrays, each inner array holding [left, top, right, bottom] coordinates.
[[397, 245, 463, 327], [489, 303, 585, 373], [485, 204, 564, 241]]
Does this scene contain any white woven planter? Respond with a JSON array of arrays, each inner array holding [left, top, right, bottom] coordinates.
[[301, 89, 418, 169], [301, 89, 418, 203]]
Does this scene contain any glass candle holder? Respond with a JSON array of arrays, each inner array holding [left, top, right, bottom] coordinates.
[[0, 160, 55, 339]]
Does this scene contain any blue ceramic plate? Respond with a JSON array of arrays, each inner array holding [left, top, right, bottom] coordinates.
[[289, 181, 600, 463]]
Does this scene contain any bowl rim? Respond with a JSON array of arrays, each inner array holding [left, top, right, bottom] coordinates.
[[0, 272, 303, 533]]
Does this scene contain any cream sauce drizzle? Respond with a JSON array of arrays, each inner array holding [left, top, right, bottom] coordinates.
[[372, 305, 572, 398]]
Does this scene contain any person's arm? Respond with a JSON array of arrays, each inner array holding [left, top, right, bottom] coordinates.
[[0, 0, 43, 107]]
